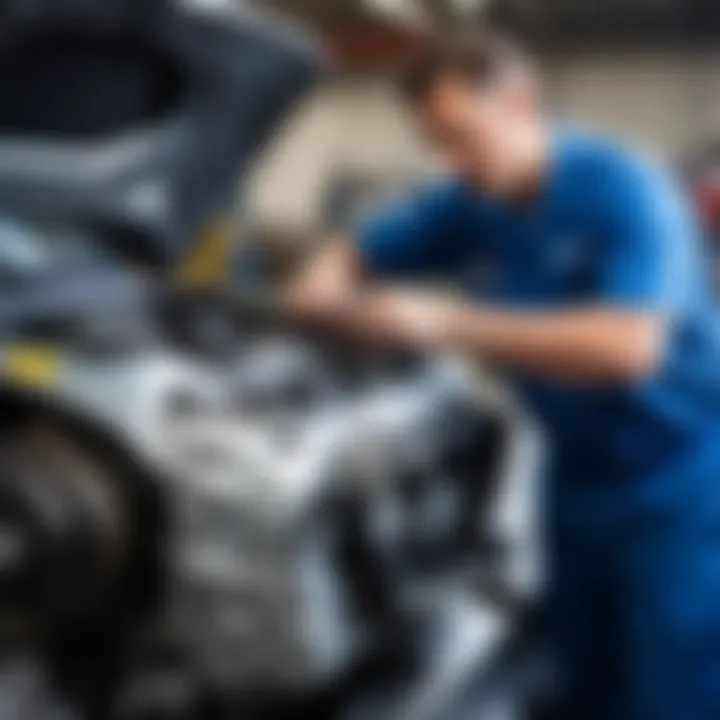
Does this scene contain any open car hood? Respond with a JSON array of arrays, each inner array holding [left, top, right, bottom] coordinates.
[[0, 0, 324, 266]]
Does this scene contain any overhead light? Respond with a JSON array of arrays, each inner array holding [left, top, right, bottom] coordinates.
[[433, 0, 493, 19], [454, 0, 491, 12], [363, 0, 429, 26], [364, 0, 492, 27]]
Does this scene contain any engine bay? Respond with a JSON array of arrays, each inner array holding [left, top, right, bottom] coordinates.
[[0, 2, 547, 717], [0, 277, 544, 719]]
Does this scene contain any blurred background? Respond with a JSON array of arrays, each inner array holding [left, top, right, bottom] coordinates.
[[243, 0, 720, 270]]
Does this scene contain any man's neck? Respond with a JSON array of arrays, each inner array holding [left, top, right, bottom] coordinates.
[[507, 123, 553, 207]]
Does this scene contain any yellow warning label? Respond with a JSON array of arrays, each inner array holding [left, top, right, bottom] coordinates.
[[3, 345, 63, 388], [175, 218, 236, 288]]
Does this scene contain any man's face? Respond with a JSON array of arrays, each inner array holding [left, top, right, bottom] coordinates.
[[416, 73, 531, 195]]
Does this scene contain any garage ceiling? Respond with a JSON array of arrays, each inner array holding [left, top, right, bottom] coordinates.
[[261, 0, 404, 30], [493, 0, 720, 47], [255, 0, 719, 54], [260, 0, 483, 30], [258, 0, 720, 43]]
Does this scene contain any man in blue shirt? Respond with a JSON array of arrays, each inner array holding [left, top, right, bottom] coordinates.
[[290, 32, 720, 719]]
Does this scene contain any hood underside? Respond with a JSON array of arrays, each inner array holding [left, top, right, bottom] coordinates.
[[0, 0, 324, 267]]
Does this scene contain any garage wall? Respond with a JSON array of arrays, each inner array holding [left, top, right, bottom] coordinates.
[[249, 51, 720, 237], [249, 78, 428, 235], [547, 50, 720, 160]]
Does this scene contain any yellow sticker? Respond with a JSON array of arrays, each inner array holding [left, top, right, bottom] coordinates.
[[3, 345, 63, 388], [175, 218, 236, 288]]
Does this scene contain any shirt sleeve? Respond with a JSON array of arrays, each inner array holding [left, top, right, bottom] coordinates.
[[356, 181, 470, 279], [594, 156, 697, 313]]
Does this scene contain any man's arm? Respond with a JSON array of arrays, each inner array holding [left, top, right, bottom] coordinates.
[[352, 157, 689, 385], [290, 250, 667, 384], [449, 306, 664, 382], [353, 292, 665, 383], [290, 157, 685, 386]]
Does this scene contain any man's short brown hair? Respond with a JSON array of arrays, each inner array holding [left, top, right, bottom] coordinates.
[[399, 30, 529, 104]]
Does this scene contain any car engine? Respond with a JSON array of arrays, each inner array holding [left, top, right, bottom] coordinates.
[[0, 282, 544, 720]]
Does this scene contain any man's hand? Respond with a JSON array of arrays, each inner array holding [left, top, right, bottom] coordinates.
[[353, 290, 463, 347], [287, 239, 361, 325]]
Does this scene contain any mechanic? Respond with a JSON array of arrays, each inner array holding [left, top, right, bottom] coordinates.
[[289, 31, 720, 720]]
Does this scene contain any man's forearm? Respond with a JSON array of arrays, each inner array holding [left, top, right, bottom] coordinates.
[[446, 305, 665, 383]]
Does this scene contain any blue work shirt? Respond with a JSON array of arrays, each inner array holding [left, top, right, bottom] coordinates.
[[358, 130, 720, 510]]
